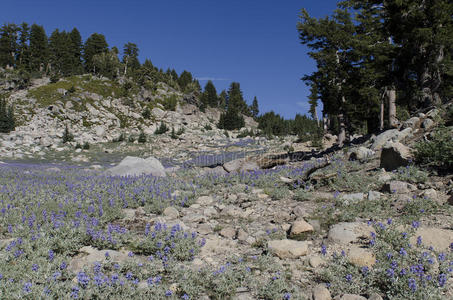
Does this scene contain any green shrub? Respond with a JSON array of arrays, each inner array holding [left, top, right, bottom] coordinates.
[[218, 108, 245, 130], [62, 125, 74, 143], [113, 133, 125, 142], [163, 95, 178, 111], [176, 127, 185, 135], [414, 127, 453, 170], [204, 124, 212, 131], [82, 142, 90, 150], [142, 107, 151, 119], [75, 143, 82, 149], [128, 135, 135, 143], [170, 127, 178, 139], [154, 122, 169, 135], [0, 97, 15, 133], [138, 131, 147, 143]]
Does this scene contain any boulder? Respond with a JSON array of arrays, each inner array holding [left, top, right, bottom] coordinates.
[[402, 117, 421, 129], [371, 128, 412, 150], [340, 193, 364, 203], [410, 227, 453, 251], [328, 222, 373, 244], [347, 246, 376, 267], [290, 219, 314, 237], [68, 246, 131, 274], [348, 147, 375, 161], [267, 239, 310, 259], [106, 156, 166, 177], [422, 118, 435, 129], [312, 284, 332, 300], [380, 142, 413, 171], [382, 181, 416, 194], [223, 158, 259, 173]]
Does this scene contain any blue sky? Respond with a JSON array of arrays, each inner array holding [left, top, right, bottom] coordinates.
[[1, 0, 340, 118]]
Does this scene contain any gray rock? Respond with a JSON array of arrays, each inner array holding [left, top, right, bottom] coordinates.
[[368, 293, 383, 300], [106, 156, 166, 177], [223, 158, 259, 173], [196, 196, 214, 206], [382, 181, 416, 194], [219, 227, 236, 239], [68, 246, 131, 274], [312, 284, 331, 300], [368, 191, 382, 201], [380, 142, 413, 171], [163, 207, 179, 218], [339, 295, 367, 300], [348, 147, 375, 161], [371, 128, 412, 150], [268, 239, 310, 259], [410, 227, 453, 251], [402, 117, 421, 129], [422, 118, 435, 129], [340, 193, 364, 203], [328, 222, 372, 244]]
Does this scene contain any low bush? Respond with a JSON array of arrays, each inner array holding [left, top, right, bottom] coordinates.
[[414, 127, 453, 170]]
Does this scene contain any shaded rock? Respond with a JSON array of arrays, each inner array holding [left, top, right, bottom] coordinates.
[[348, 246, 375, 267], [268, 239, 310, 259], [402, 117, 421, 129], [368, 294, 384, 300], [202, 166, 227, 176], [380, 142, 413, 171], [106, 156, 166, 177], [312, 283, 331, 300], [421, 188, 437, 200], [422, 118, 435, 129], [328, 222, 372, 244], [348, 147, 375, 162], [382, 181, 416, 194]]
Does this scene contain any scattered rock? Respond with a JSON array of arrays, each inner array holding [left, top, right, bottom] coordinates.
[[422, 118, 435, 129], [348, 147, 375, 162], [196, 196, 214, 206], [163, 206, 179, 219], [410, 227, 453, 252], [371, 128, 412, 150], [328, 222, 372, 244], [219, 227, 236, 239], [402, 117, 421, 129], [223, 158, 259, 173], [382, 181, 416, 194], [290, 219, 314, 237], [380, 142, 413, 171], [308, 255, 325, 268], [340, 193, 364, 203], [312, 283, 331, 300], [347, 246, 375, 267], [367, 191, 382, 201], [338, 295, 367, 300], [267, 239, 310, 259], [68, 246, 131, 274]]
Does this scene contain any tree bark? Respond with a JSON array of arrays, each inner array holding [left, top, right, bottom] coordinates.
[[387, 87, 397, 128], [337, 95, 347, 146], [380, 95, 385, 131]]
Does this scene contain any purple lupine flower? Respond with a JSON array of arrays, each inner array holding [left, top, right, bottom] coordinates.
[[408, 278, 417, 292], [345, 274, 352, 282], [321, 244, 327, 256], [438, 273, 447, 287]]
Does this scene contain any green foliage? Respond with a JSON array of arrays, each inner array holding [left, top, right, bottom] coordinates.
[[113, 133, 125, 142], [237, 129, 255, 138], [319, 221, 452, 300], [217, 108, 245, 130], [142, 107, 151, 119], [83, 33, 108, 73], [393, 165, 428, 184], [250, 96, 259, 119], [138, 131, 146, 143], [162, 94, 178, 111], [176, 127, 185, 136], [128, 135, 135, 143], [154, 122, 169, 135], [170, 127, 178, 139], [62, 125, 74, 143], [203, 124, 212, 131], [0, 97, 15, 133], [82, 141, 90, 150], [414, 127, 453, 170], [200, 80, 218, 110], [397, 106, 411, 122]]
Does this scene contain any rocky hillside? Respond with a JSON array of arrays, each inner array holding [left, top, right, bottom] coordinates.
[[0, 74, 258, 160]]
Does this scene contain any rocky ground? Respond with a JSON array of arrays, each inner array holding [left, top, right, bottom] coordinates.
[[0, 76, 452, 299]]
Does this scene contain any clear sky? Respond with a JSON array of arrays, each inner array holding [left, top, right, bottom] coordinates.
[[1, 0, 340, 118]]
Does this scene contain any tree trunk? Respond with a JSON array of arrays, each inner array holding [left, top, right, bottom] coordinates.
[[380, 95, 384, 131], [387, 88, 397, 128], [337, 95, 347, 147]]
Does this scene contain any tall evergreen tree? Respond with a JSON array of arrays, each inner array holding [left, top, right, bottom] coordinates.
[[227, 82, 249, 115], [29, 24, 48, 73], [49, 29, 74, 76], [0, 23, 19, 68], [69, 28, 83, 74], [200, 80, 218, 110], [250, 96, 259, 118], [178, 70, 193, 91], [122, 42, 140, 76], [83, 33, 108, 73], [17, 22, 30, 68], [219, 90, 227, 109]]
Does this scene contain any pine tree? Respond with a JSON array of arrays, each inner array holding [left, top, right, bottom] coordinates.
[[69, 28, 83, 74], [200, 80, 218, 110], [219, 90, 227, 109], [250, 96, 259, 118], [122, 42, 140, 76], [17, 22, 30, 68], [29, 24, 48, 73], [83, 33, 108, 73], [0, 23, 19, 68], [178, 70, 193, 91], [227, 82, 249, 115], [49, 30, 74, 76], [0, 97, 15, 133]]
